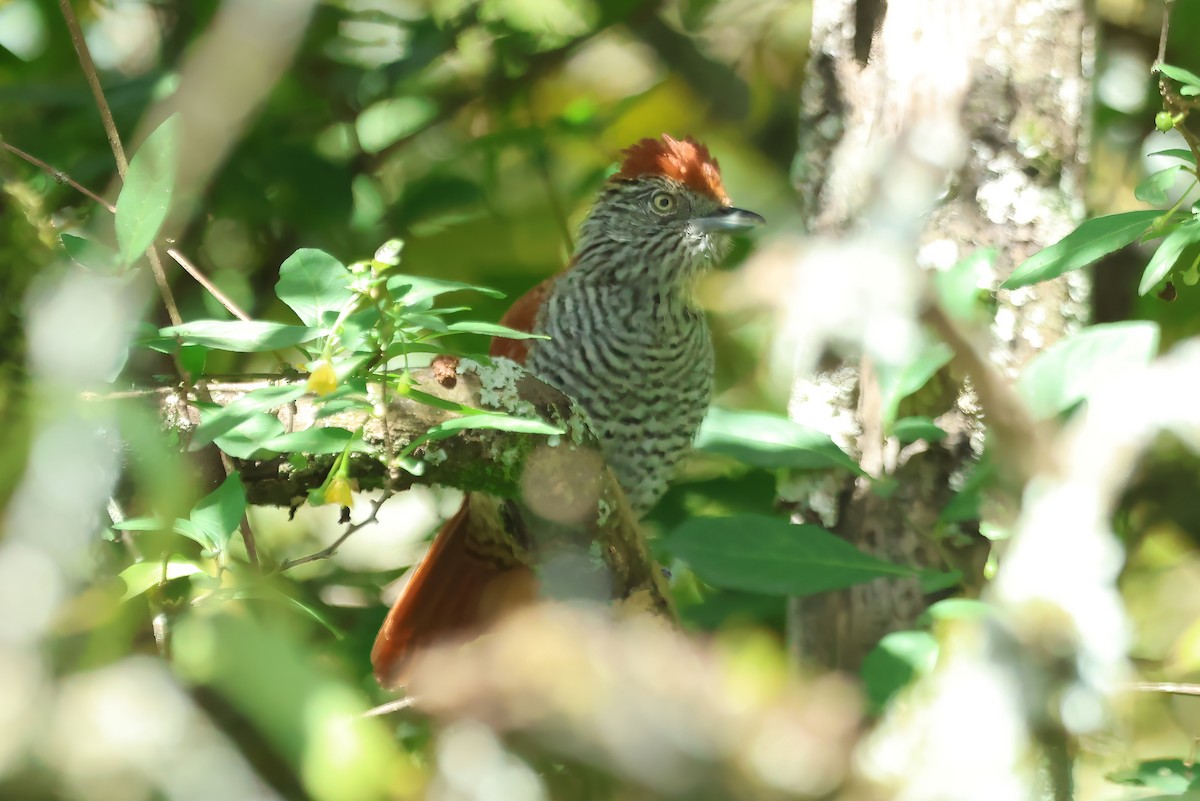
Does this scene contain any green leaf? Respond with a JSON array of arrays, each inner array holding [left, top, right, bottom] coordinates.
[[1017, 321, 1160, 418], [660, 514, 914, 596], [119, 559, 206, 603], [189, 473, 247, 552], [191, 385, 307, 450], [173, 518, 211, 549], [386, 274, 505, 305], [115, 113, 181, 264], [1001, 210, 1163, 289], [179, 345, 207, 377], [415, 412, 563, 443], [893, 416, 947, 443], [1139, 220, 1200, 295], [402, 387, 490, 416], [935, 248, 995, 323], [696, 407, 862, 473], [260, 427, 372, 455], [918, 598, 990, 625], [876, 339, 953, 429], [861, 630, 939, 713], [160, 320, 323, 352], [1135, 165, 1185, 205], [213, 413, 287, 459], [443, 321, 548, 339], [1159, 63, 1200, 88], [1149, 148, 1197, 165], [1108, 759, 1197, 793], [355, 96, 438, 154], [276, 249, 356, 327], [61, 234, 121, 274], [235, 585, 346, 639]]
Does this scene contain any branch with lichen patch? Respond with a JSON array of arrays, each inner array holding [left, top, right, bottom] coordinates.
[[145, 362, 674, 620]]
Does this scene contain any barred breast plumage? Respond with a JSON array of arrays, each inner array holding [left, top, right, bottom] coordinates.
[[371, 134, 762, 687]]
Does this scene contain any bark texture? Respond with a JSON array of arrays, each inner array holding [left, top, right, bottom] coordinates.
[[788, 0, 1092, 670]]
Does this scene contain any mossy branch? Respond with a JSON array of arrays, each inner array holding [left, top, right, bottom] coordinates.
[[146, 363, 674, 619]]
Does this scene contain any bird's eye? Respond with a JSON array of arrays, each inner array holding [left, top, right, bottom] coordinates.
[[650, 192, 676, 215]]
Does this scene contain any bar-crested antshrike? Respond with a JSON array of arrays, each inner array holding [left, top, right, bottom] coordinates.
[[371, 135, 763, 687]]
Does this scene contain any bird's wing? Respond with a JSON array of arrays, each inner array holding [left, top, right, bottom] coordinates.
[[488, 276, 557, 364]]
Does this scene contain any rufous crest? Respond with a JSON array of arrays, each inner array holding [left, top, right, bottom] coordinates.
[[613, 134, 730, 205]]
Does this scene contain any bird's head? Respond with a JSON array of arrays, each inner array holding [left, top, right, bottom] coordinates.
[[577, 135, 764, 283]]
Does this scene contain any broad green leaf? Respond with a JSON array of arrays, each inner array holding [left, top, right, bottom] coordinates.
[[893, 416, 947, 443], [1184, 86, 1200, 97], [189, 473, 247, 552], [355, 96, 438, 153], [444, 321, 549, 340], [190, 385, 307, 450], [876, 339, 953, 430], [385, 274, 505, 304], [861, 630, 939, 712], [276, 249, 356, 327], [1135, 165, 1185, 205], [173, 518, 211, 549], [179, 344, 207, 377], [697, 407, 861, 473], [1150, 148, 1197, 165], [115, 113, 181, 264], [1001, 210, 1163, 289], [935, 248, 995, 323], [160, 320, 322, 352], [1017, 321, 1160, 418], [119, 559, 206, 602], [61, 233, 121, 274], [1139, 220, 1200, 295], [213, 413, 287, 459], [661, 514, 914, 597], [260, 427, 373, 455], [1159, 63, 1200, 88]]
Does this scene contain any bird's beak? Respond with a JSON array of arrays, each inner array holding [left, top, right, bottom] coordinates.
[[694, 206, 766, 233]]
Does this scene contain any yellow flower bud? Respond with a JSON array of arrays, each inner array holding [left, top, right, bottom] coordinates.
[[307, 361, 338, 396], [325, 476, 353, 507]]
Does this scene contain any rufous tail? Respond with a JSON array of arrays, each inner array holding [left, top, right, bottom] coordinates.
[[370, 498, 535, 688]]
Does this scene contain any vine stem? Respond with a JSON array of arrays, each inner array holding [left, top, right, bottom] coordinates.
[[55, 0, 258, 566], [278, 490, 395, 572]]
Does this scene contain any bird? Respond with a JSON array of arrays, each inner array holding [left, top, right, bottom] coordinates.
[[371, 134, 764, 688]]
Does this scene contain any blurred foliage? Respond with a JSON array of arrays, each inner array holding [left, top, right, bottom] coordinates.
[[6, 0, 1200, 798]]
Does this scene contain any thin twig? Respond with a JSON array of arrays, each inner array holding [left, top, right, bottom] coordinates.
[[1130, 681, 1200, 696], [1, 137, 253, 322], [361, 696, 415, 717], [524, 96, 574, 252], [165, 248, 252, 321], [278, 490, 395, 571], [1156, 0, 1174, 66], [921, 302, 1053, 484], [58, 0, 128, 177], [0, 140, 115, 210], [56, 0, 263, 566], [57, 0, 185, 328]]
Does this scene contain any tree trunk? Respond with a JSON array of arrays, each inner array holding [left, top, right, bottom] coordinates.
[[786, 0, 1093, 670]]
